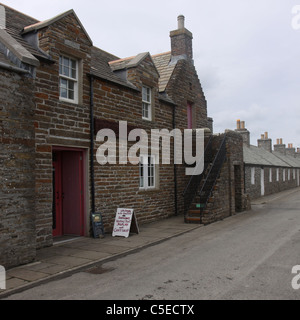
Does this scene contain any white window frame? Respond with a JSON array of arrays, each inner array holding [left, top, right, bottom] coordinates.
[[269, 168, 272, 183], [139, 155, 156, 190], [59, 55, 78, 104], [142, 86, 152, 121], [276, 168, 280, 181], [251, 167, 255, 185], [288, 169, 291, 181], [283, 169, 286, 182]]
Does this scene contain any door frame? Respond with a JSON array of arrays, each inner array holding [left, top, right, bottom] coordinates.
[[52, 146, 88, 238]]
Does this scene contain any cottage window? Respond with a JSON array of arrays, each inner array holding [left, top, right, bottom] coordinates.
[[142, 86, 152, 121], [59, 56, 78, 103], [269, 168, 272, 183], [139, 155, 155, 189], [276, 168, 280, 181], [283, 169, 286, 182]]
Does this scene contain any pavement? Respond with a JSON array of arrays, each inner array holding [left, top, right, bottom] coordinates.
[[0, 215, 202, 298], [1, 187, 298, 299]]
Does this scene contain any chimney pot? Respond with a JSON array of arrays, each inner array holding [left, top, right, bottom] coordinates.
[[265, 132, 268, 139], [237, 119, 241, 130], [178, 15, 185, 29], [241, 121, 245, 129], [280, 138, 283, 145], [261, 134, 265, 140]]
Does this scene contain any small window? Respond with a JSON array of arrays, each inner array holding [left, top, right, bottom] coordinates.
[[276, 168, 280, 181], [139, 155, 155, 189], [269, 168, 272, 183], [283, 169, 286, 182], [288, 169, 291, 181], [142, 86, 152, 121], [59, 55, 78, 103]]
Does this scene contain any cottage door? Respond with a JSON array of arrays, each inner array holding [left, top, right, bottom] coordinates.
[[52, 150, 84, 237], [62, 151, 84, 236]]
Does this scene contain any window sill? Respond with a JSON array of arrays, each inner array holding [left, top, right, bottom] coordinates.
[[138, 187, 159, 194], [59, 97, 79, 105]]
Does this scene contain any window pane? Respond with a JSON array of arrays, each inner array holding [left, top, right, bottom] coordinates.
[[68, 89, 74, 100], [143, 103, 149, 119], [60, 87, 67, 98], [71, 68, 76, 79]]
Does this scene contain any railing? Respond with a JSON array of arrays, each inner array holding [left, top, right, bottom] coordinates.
[[197, 134, 227, 223], [183, 135, 213, 216]]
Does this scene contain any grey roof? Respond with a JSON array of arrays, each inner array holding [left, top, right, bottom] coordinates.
[[244, 145, 300, 168], [91, 47, 138, 91], [273, 151, 300, 168], [2, 4, 50, 61]]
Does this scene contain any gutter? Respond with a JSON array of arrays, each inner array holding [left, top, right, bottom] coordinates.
[[89, 75, 96, 214], [0, 61, 30, 74], [173, 105, 178, 216]]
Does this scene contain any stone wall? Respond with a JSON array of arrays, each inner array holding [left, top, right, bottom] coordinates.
[[202, 131, 245, 225], [245, 165, 299, 200], [0, 68, 36, 269], [34, 13, 92, 248]]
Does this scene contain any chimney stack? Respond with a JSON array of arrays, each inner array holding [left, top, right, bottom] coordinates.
[[258, 132, 272, 153], [274, 138, 286, 155], [286, 143, 296, 157], [235, 120, 250, 147], [170, 15, 193, 61]]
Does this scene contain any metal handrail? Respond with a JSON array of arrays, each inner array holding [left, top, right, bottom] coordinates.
[[183, 134, 213, 196]]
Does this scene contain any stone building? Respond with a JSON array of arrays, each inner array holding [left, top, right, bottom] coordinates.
[[235, 120, 300, 200], [0, 4, 246, 268]]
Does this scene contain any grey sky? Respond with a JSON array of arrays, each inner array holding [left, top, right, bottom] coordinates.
[[5, 0, 300, 148]]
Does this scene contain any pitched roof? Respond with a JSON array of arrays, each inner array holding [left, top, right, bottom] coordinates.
[[273, 151, 300, 168], [109, 52, 160, 77], [152, 52, 176, 92], [22, 9, 93, 45], [1, 3, 49, 61], [244, 145, 300, 168], [91, 46, 138, 90]]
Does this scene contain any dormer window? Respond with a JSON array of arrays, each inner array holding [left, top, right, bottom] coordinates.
[[59, 55, 78, 104], [142, 86, 152, 121]]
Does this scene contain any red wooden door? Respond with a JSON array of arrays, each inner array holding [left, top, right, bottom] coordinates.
[[62, 151, 84, 236], [52, 150, 84, 237]]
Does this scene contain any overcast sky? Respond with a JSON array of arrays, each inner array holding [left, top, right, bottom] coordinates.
[[5, 0, 300, 148]]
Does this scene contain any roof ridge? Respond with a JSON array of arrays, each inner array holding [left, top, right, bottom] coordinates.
[[151, 51, 171, 58], [0, 3, 39, 23]]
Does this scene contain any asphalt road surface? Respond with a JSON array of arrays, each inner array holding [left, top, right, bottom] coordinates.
[[5, 189, 300, 300]]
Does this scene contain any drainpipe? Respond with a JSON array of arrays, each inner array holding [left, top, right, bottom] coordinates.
[[173, 105, 178, 216], [89, 75, 96, 214]]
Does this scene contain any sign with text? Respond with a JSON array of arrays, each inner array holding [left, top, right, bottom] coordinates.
[[91, 213, 105, 239], [112, 208, 139, 238]]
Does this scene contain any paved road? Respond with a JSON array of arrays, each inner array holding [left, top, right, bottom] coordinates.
[[5, 189, 300, 300]]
